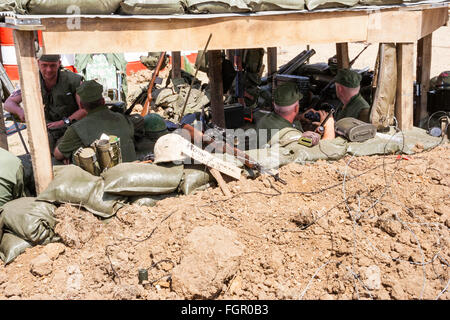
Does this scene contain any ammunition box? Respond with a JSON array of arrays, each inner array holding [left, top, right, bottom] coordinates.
[[335, 117, 376, 142]]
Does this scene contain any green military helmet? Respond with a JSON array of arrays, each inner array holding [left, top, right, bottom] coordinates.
[[143, 113, 169, 140]]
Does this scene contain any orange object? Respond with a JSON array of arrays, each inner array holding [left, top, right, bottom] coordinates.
[[126, 61, 147, 76], [140, 52, 167, 117], [396, 155, 410, 160]]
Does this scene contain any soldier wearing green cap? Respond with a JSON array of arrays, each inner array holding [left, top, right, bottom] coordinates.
[[4, 54, 86, 151], [257, 82, 335, 143], [54, 80, 136, 163], [334, 69, 370, 123]]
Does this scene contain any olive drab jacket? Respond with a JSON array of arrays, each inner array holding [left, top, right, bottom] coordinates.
[[0, 148, 25, 207], [335, 93, 370, 123]]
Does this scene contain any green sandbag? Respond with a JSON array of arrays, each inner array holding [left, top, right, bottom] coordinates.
[[0, 232, 32, 265], [0, 215, 3, 244], [305, 0, 358, 10], [179, 164, 215, 195], [0, 1, 16, 12], [0, 148, 25, 207], [103, 163, 184, 196], [246, 0, 305, 11], [17, 0, 122, 14], [358, 0, 403, 5], [0, 197, 57, 245], [129, 193, 178, 206], [119, 0, 185, 15], [185, 0, 250, 13], [38, 165, 125, 219]]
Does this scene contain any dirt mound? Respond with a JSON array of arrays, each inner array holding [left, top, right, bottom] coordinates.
[[0, 145, 448, 300]]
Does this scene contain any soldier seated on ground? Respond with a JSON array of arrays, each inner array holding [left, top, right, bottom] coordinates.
[[0, 148, 25, 207], [135, 113, 169, 159], [256, 82, 335, 143], [4, 54, 86, 151], [333, 69, 371, 123], [53, 80, 137, 163]]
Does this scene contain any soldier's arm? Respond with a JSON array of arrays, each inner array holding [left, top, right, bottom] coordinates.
[[4, 90, 25, 121], [53, 127, 83, 162], [68, 81, 87, 122]]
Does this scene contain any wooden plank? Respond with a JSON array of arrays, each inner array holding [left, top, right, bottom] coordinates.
[[415, 33, 432, 126], [395, 43, 414, 131], [171, 51, 181, 79], [209, 168, 232, 197], [419, 7, 449, 39], [40, 11, 369, 53], [13, 30, 53, 193], [368, 10, 421, 43], [208, 50, 225, 128], [336, 43, 350, 69], [267, 47, 277, 76], [0, 101, 8, 150]]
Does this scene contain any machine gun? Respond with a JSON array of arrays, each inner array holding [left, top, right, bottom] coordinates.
[[181, 123, 287, 185]]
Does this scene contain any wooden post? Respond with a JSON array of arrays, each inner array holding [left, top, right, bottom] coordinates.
[[395, 43, 414, 131], [13, 30, 53, 193], [207, 50, 225, 128], [336, 43, 350, 69], [415, 34, 432, 126], [267, 47, 277, 76], [209, 168, 232, 197], [171, 51, 181, 79], [0, 100, 8, 150]]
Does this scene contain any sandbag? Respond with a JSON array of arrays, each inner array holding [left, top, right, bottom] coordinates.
[[119, 0, 185, 15], [179, 164, 215, 195], [103, 163, 184, 196], [370, 43, 397, 130], [305, 0, 358, 10], [0, 197, 58, 245], [0, 232, 32, 265], [16, 0, 122, 14], [38, 165, 125, 218], [185, 0, 250, 13], [0, 1, 16, 12], [246, 0, 305, 11], [358, 0, 402, 5], [129, 193, 178, 206]]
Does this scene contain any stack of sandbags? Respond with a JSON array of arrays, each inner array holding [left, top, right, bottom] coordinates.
[[246, 0, 305, 11], [184, 0, 250, 13], [10, 0, 122, 15], [305, 0, 358, 10]]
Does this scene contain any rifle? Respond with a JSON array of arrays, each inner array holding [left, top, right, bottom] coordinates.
[[181, 123, 287, 185], [140, 51, 167, 117]]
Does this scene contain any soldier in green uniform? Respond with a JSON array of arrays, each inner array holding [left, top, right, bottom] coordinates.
[[334, 69, 371, 123], [135, 113, 169, 159], [257, 82, 335, 143], [53, 80, 136, 163], [0, 148, 25, 207], [4, 54, 86, 151]]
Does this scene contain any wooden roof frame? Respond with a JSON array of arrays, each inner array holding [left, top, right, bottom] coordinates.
[[1, 3, 448, 193]]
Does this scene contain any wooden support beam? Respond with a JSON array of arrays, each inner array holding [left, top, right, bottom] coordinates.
[[395, 43, 414, 131], [267, 47, 277, 76], [415, 34, 432, 126], [209, 168, 232, 197], [207, 50, 225, 128], [171, 51, 181, 79], [13, 30, 53, 193], [336, 43, 350, 69], [0, 100, 8, 150]]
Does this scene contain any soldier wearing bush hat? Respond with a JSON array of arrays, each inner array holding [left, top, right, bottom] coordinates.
[[54, 80, 137, 164], [334, 69, 370, 122]]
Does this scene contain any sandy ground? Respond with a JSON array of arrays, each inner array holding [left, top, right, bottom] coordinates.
[[0, 22, 449, 301]]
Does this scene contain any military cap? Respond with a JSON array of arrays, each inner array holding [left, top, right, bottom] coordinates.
[[144, 113, 167, 133], [38, 54, 61, 62], [76, 80, 104, 103], [273, 82, 303, 107], [335, 69, 362, 88]]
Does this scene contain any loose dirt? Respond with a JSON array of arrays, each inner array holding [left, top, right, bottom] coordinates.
[[0, 144, 448, 300]]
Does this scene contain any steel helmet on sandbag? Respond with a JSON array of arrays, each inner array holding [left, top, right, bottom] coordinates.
[[153, 133, 187, 163]]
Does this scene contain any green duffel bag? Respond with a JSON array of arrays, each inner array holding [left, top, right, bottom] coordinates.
[[0, 232, 32, 265], [305, 0, 358, 10], [103, 163, 184, 196], [119, 0, 185, 14], [0, 197, 58, 245], [185, 0, 250, 13], [38, 165, 125, 219], [179, 164, 215, 195], [247, 0, 305, 11]]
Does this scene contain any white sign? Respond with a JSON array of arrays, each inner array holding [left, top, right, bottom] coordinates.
[[180, 139, 241, 180]]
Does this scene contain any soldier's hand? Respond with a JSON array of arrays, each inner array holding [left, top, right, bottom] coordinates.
[[47, 120, 65, 130], [312, 110, 334, 128], [298, 108, 316, 123], [17, 109, 25, 122]]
